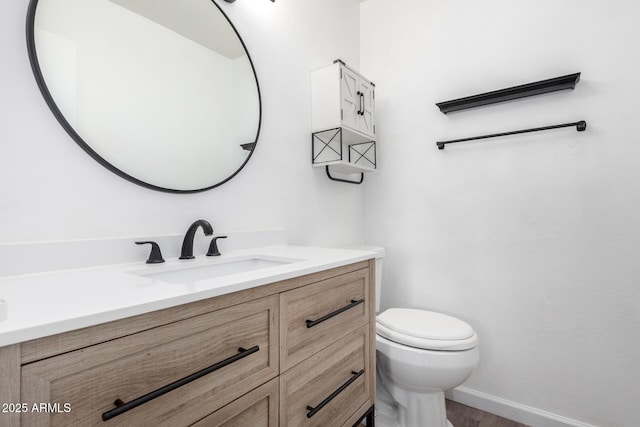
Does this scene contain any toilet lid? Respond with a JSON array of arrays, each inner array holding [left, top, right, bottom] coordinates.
[[376, 308, 479, 351]]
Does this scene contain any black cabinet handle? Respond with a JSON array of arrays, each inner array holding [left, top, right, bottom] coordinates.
[[305, 299, 364, 329], [360, 93, 365, 115], [306, 369, 365, 418], [101, 346, 259, 421], [356, 91, 362, 115]]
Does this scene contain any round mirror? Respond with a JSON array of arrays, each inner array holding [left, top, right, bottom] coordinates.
[[27, 0, 261, 193]]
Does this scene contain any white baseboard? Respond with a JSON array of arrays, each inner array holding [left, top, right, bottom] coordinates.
[[446, 387, 598, 427]]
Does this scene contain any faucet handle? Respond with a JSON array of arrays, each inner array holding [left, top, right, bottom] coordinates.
[[135, 241, 165, 264], [206, 236, 228, 257]]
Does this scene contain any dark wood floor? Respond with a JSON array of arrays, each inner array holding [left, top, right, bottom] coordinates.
[[446, 400, 530, 427], [360, 400, 530, 426]]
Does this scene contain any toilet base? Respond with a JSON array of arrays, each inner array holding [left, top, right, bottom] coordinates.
[[377, 367, 455, 427]]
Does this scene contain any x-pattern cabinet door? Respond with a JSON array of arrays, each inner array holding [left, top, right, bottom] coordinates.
[[340, 66, 375, 139], [358, 79, 375, 138], [340, 66, 360, 133]]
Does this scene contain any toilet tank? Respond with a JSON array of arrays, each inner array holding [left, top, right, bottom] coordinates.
[[342, 246, 385, 312]]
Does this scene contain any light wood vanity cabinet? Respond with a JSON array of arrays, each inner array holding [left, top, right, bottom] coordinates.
[[1, 260, 375, 427]]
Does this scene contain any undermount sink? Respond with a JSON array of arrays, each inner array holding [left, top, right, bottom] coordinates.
[[135, 256, 301, 284]]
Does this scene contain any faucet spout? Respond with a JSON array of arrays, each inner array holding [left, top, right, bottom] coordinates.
[[179, 219, 214, 259]]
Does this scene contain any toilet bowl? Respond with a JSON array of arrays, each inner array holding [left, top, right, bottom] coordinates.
[[344, 246, 479, 427], [375, 308, 479, 427]]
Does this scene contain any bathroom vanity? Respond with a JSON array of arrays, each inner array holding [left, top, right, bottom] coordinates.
[[17, 0, 378, 422], [0, 246, 376, 426]]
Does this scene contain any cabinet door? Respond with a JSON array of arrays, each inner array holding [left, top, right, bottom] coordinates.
[[340, 66, 361, 133], [191, 379, 278, 427], [280, 268, 369, 371], [21, 296, 279, 427], [280, 326, 371, 427], [340, 66, 375, 139], [358, 79, 375, 138]]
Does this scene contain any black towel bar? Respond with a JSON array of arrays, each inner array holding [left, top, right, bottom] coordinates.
[[436, 120, 586, 150], [325, 166, 364, 185]]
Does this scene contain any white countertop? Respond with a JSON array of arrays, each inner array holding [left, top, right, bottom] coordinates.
[[0, 245, 375, 347]]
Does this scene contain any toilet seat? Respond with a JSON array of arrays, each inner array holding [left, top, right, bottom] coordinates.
[[376, 308, 479, 351]]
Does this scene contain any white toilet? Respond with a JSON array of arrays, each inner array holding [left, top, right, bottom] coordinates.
[[360, 246, 480, 427]]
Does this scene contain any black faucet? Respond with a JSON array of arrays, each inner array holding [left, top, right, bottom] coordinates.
[[179, 219, 214, 259]]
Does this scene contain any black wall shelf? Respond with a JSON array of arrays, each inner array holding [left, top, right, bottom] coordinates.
[[436, 73, 581, 114]]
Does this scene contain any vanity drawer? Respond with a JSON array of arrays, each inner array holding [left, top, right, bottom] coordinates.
[[280, 268, 369, 370], [279, 326, 371, 427], [191, 378, 278, 427], [21, 295, 279, 427]]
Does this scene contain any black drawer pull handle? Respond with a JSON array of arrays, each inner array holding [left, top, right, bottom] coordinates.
[[305, 299, 365, 328], [101, 345, 259, 421], [306, 369, 365, 418]]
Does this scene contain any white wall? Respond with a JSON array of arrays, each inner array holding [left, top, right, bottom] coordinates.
[[0, 0, 363, 248], [361, 1, 639, 426]]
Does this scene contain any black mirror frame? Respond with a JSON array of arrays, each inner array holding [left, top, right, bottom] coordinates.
[[25, 0, 262, 194]]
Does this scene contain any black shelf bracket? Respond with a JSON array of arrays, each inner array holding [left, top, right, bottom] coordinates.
[[436, 73, 581, 114], [325, 166, 364, 184], [437, 120, 587, 150]]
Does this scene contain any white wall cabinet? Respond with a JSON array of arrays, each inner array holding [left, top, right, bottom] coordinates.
[[311, 60, 377, 178]]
